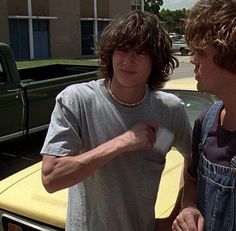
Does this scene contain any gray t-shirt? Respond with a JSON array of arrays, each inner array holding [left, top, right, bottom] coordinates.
[[41, 79, 192, 231]]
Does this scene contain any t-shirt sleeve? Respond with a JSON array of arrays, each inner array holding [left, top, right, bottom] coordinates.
[[41, 86, 82, 156], [172, 101, 192, 158], [187, 116, 203, 178]]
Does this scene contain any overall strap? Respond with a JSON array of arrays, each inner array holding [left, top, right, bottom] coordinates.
[[231, 156, 236, 168], [200, 100, 223, 144], [200, 101, 236, 169]]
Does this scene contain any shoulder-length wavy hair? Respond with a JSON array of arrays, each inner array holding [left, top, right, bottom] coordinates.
[[185, 0, 236, 73], [95, 10, 178, 90]]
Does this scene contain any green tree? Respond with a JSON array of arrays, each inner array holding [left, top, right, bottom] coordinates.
[[159, 9, 174, 24], [144, 0, 163, 15], [159, 8, 188, 33], [172, 9, 187, 21]]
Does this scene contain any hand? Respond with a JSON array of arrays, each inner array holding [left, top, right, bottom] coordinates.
[[119, 121, 157, 152], [155, 217, 173, 231], [172, 207, 204, 231]]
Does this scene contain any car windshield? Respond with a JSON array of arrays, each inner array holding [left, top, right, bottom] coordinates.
[[166, 90, 217, 128]]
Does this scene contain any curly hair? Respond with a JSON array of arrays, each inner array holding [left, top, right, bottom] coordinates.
[[95, 10, 179, 90], [185, 0, 236, 73]]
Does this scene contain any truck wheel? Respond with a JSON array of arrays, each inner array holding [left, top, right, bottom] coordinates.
[[180, 48, 189, 56]]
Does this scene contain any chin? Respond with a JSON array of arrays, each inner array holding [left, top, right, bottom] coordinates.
[[196, 83, 204, 92], [197, 85, 211, 94]]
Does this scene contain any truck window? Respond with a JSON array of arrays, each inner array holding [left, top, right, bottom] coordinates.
[[0, 61, 6, 85]]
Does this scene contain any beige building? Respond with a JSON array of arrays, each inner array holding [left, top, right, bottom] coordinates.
[[0, 0, 143, 60]]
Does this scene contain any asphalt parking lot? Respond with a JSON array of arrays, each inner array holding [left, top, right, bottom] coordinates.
[[172, 53, 194, 80], [175, 53, 191, 63], [0, 131, 45, 180]]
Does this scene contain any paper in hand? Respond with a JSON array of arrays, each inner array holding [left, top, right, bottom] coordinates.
[[153, 127, 174, 154]]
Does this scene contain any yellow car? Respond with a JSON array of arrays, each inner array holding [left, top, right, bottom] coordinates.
[[0, 77, 217, 231]]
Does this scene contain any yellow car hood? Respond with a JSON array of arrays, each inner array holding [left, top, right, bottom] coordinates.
[[155, 149, 183, 218], [0, 162, 67, 229], [165, 77, 197, 91], [0, 149, 184, 228]]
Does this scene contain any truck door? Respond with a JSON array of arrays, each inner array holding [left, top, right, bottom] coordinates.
[[0, 60, 24, 141], [23, 80, 66, 133]]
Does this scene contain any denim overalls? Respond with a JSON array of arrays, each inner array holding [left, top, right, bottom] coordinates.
[[197, 101, 236, 231]]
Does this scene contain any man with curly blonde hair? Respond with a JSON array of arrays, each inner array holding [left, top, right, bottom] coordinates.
[[172, 1, 236, 230], [41, 10, 192, 231]]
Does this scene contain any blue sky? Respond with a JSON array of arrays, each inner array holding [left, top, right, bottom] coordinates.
[[161, 0, 197, 10]]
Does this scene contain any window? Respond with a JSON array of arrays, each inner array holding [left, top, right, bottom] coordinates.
[[97, 21, 109, 40], [81, 20, 109, 55], [132, 0, 142, 10], [33, 20, 49, 58], [0, 61, 6, 85], [9, 19, 30, 60], [81, 21, 94, 55]]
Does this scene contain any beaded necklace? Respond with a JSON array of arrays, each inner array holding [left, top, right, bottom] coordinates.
[[107, 82, 145, 107]]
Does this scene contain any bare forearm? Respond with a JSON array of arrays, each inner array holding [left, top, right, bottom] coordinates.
[[172, 174, 204, 231], [181, 173, 198, 209], [42, 121, 157, 193], [42, 136, 127, 193]]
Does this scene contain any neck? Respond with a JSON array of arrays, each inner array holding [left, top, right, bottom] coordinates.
[[108, 81, 146, 107], [220, 102, 236, 131]]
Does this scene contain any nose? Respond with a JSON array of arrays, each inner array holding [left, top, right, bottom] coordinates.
[[190, 54, 198, 65], [123, 51, 136, 66]]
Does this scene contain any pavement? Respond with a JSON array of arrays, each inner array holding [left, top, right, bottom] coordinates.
[[172, 53, 194, 79], [174, 53, 191, 63]]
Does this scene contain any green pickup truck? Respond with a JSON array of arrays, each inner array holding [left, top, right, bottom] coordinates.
[[0, 42, 98, 143]]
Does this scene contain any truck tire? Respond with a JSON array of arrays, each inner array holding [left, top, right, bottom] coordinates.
[[180, 48, 189, 56]]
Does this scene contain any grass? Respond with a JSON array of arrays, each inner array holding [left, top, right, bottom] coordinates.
[[16, 58, 99, 69]]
